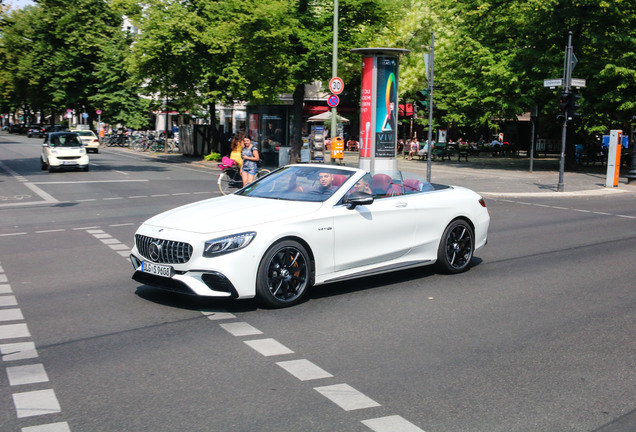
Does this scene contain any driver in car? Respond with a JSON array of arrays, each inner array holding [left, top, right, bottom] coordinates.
[[313, 171, 338, 195]]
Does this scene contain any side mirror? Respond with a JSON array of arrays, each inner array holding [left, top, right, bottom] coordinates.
[[345, 191, 374, 209]]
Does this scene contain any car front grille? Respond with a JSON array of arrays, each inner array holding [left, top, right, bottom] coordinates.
[[57, 156, 80, 160], [135, 234, 193, 264]]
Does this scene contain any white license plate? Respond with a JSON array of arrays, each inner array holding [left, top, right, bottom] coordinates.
[[141, 261, 173, 278], [62, 161, 78, 165]]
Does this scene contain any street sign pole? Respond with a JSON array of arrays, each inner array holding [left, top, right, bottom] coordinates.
[[331, 0, 339, 153], [558, 31, 573, 192], [426, 32, 435, 183]]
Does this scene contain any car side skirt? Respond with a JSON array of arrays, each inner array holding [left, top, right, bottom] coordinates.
[[321, 259, 434, 285]]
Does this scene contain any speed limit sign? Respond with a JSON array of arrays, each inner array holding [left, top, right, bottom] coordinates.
[[329, 77, 344, 95]]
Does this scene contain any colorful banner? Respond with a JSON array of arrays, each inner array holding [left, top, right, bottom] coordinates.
[[375, 56, 397, 158], [359, 56, 373, 158]]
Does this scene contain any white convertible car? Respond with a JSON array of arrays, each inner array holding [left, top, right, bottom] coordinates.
[[130, 164, 489, 308]]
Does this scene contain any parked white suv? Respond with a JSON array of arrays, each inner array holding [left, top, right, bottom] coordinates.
[[41, 132, 90, 172]]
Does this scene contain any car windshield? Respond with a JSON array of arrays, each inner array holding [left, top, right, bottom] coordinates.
[[237, 165, 355, 202], [50, 134, 81, 147], [75, 131, 94, 137]]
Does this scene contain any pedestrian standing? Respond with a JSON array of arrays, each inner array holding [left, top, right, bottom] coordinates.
[[241, 137, 260, 186]]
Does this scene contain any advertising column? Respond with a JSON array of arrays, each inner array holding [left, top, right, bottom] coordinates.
[[351, 48, 409, 173], [605, 129, 622, 188]]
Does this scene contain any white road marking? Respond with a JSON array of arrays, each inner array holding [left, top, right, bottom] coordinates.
[[34, 229, 66, 234], [314, 383, 381, 411], [0, 232, 27, 237], [0, 308, 24, 321], [277, 359, 333, 381], [244, 338, 294, 357], [0, 283, 13, 294], [0, 342, 39, 361], [0, 323, 31, 340], [6, 363, 50, 386], [219, 321, 263, 337], [0, 295, 18, 307], [22, 422, 72, 432], [13, 389, 62, 417], [361, 415, 427, 432], [201, 311, 236, 320]]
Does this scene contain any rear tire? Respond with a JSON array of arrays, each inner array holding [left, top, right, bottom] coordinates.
[[256, 240, 311, 308], [437, 219, 474, 274]]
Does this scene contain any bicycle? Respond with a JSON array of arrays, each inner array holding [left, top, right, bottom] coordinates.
[[217, 159, 270, 195]]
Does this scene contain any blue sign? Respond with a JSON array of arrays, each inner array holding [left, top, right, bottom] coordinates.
[[601, 135, 628, 148], [82, 112, 89, 119]]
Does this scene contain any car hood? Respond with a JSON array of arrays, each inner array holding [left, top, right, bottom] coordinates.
[[142, 194, 323, 235]]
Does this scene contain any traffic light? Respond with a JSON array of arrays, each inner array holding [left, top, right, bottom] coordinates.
[[416, 89, 430, 111], [557, 92, 568, 122], [567, 92, 581, 120], [557, 92, 581, 122]]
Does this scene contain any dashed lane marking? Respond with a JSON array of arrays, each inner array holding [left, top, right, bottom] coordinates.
[[314, 383, 382, 411], [491, 198, 635, 219], [0, 262, 71, 430], [244, 338, 294, 357]]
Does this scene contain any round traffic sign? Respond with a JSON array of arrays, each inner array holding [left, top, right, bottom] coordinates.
[[329, 77, 344, 95], [96, 109, 102, 115], [327, 94, 340, 107]]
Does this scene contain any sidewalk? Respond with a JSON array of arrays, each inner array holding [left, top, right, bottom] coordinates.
[[113, 147, 635, 198]]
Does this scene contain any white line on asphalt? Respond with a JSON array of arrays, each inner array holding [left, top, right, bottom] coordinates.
[[73, 226, 100, 230], [22, 421, 72, 432], [6, 363, 50, 386], [12, 389, 61, 418], [0, 232, 27, 237], [103, 197, 124, 200], [314, 383, 381, 411], [34, 229, 66, 234], [0, 342, 39, 361], [572, 208, 591, 213], [0, 323, 31, 340], [244, 338, 294, 357], [128, 195, 148, 199], [0, 283, 13, 294], [30, 179, 148, 185], [277, 359, 333, 381], [76, 199, 96, 202], [201, 311, 236, 320], [0, 295, 18, 307], [361, 415, 427, 432], [109, 223, 134, 227], [172, 192, 191, 196], [0, 308, 23, 321], [219, 322, 263, 337]]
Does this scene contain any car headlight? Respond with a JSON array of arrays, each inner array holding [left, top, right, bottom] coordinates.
[[50, 149, 58, 155], [80, 148, 86, 154], [203, 232, 256, 257]]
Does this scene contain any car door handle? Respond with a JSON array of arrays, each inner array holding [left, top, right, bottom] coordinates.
[[395, 202, 407, 208]]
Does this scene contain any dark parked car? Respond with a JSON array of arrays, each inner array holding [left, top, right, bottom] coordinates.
[[27, 125, 45, 138], [42, 124, 69, 137], [9, 124, 28, 134]]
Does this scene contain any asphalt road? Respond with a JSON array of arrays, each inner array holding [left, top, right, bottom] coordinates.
[[1, 133, 635, 432]]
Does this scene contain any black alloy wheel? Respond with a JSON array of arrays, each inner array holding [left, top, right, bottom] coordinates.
[[256, 240, 311, 308], [437, 219, 474, 274]]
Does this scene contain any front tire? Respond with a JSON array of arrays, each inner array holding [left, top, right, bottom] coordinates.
[[256, 240, 312, 308], [437, 219, 474, 274]]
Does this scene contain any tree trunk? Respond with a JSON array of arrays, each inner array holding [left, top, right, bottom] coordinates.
[[290, 83, 305, 164]]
